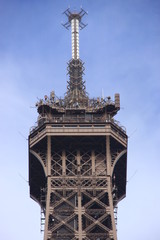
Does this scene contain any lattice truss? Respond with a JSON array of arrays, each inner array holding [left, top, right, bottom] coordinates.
[[30, 136, 124, 240], [31, 137, 125, 174], [65, 59, 88, 108], [48, 190, 112, 240], [50, 149, 107, 189], [41, 137, 114, 240]]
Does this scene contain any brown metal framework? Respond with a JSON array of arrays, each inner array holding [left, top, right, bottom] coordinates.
[[29, 9, 127, 240]]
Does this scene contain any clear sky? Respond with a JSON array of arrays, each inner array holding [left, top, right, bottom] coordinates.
[[0, 0, 160, 239]]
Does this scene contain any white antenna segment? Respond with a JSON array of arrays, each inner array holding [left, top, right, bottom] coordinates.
[[71, 18, 79, 59]]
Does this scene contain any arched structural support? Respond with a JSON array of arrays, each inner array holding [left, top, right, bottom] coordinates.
[[30, 149, 47, 177], [111, 149, 127, 176], [29, 150, 47, 205]]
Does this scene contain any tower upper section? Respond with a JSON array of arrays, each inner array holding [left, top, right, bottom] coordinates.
[[32, 8, 124, 131]]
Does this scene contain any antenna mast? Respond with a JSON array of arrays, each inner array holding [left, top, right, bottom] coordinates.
[[63, 9, 88, 108]]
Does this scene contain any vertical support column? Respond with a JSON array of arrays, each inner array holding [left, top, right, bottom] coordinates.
[[62, 149, 66, 196], [77, 149, 81, 173], [78, 193, 82, 240], [77, 150, 82, 240], [91, 150, 96, 196], [106, 136, 112, 176], [62, 149, 66, 175], [44, 136, 51, 240], [106, 136, 117, 240], [91, 150, 95, 175]]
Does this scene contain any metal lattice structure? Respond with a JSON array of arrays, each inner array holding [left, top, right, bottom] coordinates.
[[29, 9, 128, 240]]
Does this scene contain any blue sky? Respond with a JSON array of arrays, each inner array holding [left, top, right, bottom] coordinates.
[[0, 0, 160, 239]]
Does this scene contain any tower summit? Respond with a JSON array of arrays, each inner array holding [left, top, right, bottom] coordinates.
[[29, 9, 128, 240]]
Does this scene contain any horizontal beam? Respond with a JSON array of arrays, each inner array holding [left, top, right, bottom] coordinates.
[[29, 124, 127, 148]]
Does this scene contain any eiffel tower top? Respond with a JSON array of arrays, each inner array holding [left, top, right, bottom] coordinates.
[[33, 9, 122, 131]]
